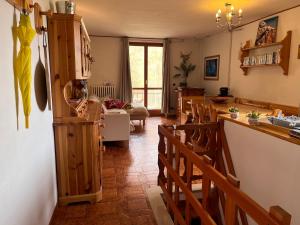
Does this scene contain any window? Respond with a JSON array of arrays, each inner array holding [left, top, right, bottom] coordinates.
[[129, 43, 163, 113]]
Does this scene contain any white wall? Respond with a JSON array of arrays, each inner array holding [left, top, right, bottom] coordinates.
[[200, 32, 231, 95], [201, 6, 300, 106], [225, 121, 300, 225], [0, 1, 57, 225], [169, 39, 202, 110], [89, 37, 203, 111], [90, 37, 122, 98]]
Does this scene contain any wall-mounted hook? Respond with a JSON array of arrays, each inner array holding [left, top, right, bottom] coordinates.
[[31, 2, 53, 34]]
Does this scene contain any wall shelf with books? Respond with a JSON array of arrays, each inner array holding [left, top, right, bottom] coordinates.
[[240, 31, 292, 76]]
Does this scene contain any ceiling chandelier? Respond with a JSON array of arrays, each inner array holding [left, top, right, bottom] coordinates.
[[216, 3, 243, 31]]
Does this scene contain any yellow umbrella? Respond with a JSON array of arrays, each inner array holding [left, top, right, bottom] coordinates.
[[16, 14, 36, 128]]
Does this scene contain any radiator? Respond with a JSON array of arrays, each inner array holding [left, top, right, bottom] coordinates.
[[89, 84, 116, 99]]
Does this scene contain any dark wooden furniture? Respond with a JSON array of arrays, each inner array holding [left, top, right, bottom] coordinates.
[[175, 87, 205, 123]]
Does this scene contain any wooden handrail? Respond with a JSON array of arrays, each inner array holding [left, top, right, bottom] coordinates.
[[158, 124, 291, 225]]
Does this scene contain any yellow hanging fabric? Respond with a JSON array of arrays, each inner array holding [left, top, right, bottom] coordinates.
[[16, 14, 36, 128]]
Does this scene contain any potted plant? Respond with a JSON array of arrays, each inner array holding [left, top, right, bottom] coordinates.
[[228, 107, 239, 119], [174, 52, 196, 87], [247, 111, 261, 125]]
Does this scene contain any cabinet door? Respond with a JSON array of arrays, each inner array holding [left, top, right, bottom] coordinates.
[[81, 27, 92, 79], [73, 19, 84, 80]]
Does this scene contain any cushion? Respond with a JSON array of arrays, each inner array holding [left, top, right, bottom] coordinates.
[[88, 95, 100, 103], [127, 106, 149, 117], [104, 99, 125, 109]]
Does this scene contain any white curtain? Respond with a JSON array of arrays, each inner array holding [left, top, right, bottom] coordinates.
[[161, 39, 171, 114], [120, 37, 132, 102]]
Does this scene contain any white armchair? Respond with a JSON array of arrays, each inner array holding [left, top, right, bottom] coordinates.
[[101, 105, 130, 146]]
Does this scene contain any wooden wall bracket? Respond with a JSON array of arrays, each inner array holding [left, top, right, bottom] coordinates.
[[6, 0, 52, 34], [6, 0, 33, 13], [30, 2, 52, 34]]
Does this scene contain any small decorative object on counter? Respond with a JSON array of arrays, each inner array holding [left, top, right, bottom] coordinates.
[[66, 0, 76, 14], [56, 0, 76, 14], [247, 111, 261, 125], [229, 107, 239, 119], [219, 87, 229, 96]]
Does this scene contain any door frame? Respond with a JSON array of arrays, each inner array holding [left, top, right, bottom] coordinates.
[[129, 42, 163, 116]]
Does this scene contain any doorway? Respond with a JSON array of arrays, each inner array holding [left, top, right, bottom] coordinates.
[[129, 42, 163, 115]]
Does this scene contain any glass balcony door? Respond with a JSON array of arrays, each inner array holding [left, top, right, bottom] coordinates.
[[129, 43, 163, 114]]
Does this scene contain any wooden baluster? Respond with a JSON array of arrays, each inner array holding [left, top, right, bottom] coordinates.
[[225, 175, 240, 225], [167, 139, 173, 213], [216, 128, 227, 218], [174, 144, 180, 225], [185, 158, 192, 225], [158, 129, 166, 185], [202, 156, 213, 225], [269, 206, 291, 225]]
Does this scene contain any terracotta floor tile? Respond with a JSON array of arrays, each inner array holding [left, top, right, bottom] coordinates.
[[65, 205, 87, 219], [102, 176, 117, 188], [130, 215, 156, 225], [128, 199, 149, 211], [102, 168, 116, 177], [102, 188, 119, 201]]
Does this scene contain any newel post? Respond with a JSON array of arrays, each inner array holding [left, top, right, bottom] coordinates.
[[269, 206, 291, 225]]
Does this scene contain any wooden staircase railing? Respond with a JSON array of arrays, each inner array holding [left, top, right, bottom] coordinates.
[[158, 124, 291, 225]]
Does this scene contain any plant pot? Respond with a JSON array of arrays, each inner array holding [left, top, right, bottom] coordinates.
[[230, 112, 239, 119], [248, 118, 259, 125]]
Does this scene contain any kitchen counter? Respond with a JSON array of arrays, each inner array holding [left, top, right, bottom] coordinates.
[[210, 102, 300, 145]]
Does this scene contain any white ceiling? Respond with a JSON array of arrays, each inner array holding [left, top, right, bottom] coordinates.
[[76, 0, 300, 38]]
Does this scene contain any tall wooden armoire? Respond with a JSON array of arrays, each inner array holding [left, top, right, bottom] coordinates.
[[47, 13, 103, 205]]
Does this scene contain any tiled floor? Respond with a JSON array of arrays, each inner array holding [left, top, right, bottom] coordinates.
[[50, 117, 175, 225]]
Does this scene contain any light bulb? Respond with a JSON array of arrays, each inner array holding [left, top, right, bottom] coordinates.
[[238, 8, 243, 17]]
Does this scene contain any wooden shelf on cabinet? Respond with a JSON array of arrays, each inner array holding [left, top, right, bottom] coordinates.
[[240, 31, 292, 76]]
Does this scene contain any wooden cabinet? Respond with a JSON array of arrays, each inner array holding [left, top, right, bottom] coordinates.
[[48, 14, 93, 118], [53, 118, 103, 205], [52, 102, 103, 206], [48, 13, 102, 205], [81, 25, 92, 78]]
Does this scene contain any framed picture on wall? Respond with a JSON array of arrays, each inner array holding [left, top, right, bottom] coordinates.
[[255, 16, 278, 46], [204, 55, 220, 80]]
